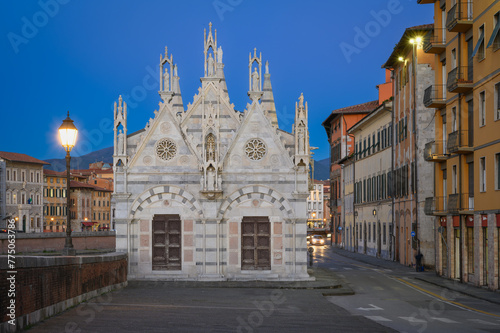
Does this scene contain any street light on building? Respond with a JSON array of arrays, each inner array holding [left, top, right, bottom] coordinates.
[[59, 111, 78, 256]]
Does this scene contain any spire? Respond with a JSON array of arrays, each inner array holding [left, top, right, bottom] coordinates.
[[204, 22, 218, 78], [171, 64, 184, 114], [261, 61, 278, 128]]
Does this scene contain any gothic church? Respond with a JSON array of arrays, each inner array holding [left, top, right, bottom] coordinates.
[[112, 23, 311, 281]]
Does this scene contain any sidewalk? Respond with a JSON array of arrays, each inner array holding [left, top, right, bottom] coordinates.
[[128, 267, 347, 291], [329, 246, 500, 306]]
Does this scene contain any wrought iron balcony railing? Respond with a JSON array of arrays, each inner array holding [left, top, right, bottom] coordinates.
[[447, 66, 473, 93], [423, 84, 447, 108], [447, 130, 473, 154], [424, 140, 447, 162], [446, 2, 473, 33], [424, 196, 447, 216], [448, 193, 474, 213], [424, 28, 446, 54]]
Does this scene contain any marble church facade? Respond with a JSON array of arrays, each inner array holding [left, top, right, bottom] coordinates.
[[112, 24, 312, 281]]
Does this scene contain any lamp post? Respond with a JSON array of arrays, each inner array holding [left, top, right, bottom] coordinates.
[[59, 111, 78, 256]]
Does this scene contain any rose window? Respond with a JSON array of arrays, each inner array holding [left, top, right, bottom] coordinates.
[[245, 138, 266, 161], [155, 138, 177, 161]]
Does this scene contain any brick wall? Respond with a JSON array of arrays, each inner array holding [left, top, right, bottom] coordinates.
[[0, 231, 116, 254], [0, 253, 127, 330]]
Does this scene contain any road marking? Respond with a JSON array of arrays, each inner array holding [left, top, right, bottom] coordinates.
[[394, 278, 500, 318], [431, 317, 458, 323], [384, 269, 392, 272], [344, 267, 353, 270], [365, 316, 392, 322], [357, 304, 383, 311], [400, 316, 427, 323], [468, 319, 500, 326]]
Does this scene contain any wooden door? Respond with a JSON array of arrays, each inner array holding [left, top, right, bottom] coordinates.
[[152, 214, 181, 271], [241, 217, 271, 270]]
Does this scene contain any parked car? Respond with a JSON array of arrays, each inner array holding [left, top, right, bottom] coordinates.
[[310, 235, 325, 245]]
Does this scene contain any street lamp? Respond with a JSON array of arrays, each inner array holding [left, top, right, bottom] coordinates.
[[59, 111, 78, 256]]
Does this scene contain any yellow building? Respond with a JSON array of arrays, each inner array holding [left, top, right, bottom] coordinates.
[[91, 186, 112, 231], [43, 169, 67, 232], [419, 0, 500, 290]]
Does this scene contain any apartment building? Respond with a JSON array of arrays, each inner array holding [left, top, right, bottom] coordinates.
[[322, 101, 376, 246], [383, 24, 437, 268], [350, 100, 394, 259], [43, 169, 68, 232], [419, 0, 500, 290], [0, 151, 48, 231]]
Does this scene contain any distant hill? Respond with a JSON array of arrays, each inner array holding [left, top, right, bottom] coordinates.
[[314, 157, 330, 181], [44, 147, 113, 172]]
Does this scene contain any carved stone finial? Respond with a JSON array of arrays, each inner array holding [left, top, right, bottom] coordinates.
[[165, 46, 168, 57], [265, 61, 269, 74]]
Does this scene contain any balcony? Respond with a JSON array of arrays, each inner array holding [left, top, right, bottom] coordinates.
[[424, 29, 446, 54], [447, 66, 473, 93], [424, 141, 448, 162], [417, 0, 436, 3], [423, 85, 447, 108], [447, 130, 473, 154], [446, 3, 473, 33], [424, 196, 447, 216], [448, 193, 474, 214]]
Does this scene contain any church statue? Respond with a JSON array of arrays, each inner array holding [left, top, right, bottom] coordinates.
[[252, 67, 260, 91], [117, 129, 124, 155], [217, 46, 223, 63], [217, 174, 222, 190], [208, 53, 214, 76], [207, 167, 215, 191], [299, 93, 304, 109], [163, 68, 170, 91]]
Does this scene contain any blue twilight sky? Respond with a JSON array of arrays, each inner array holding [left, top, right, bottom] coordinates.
[[0, 0, 433, 161]]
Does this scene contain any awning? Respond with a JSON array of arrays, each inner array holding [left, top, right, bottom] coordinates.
[[487, 20, 500, 48], [81, 222, 95, 227]]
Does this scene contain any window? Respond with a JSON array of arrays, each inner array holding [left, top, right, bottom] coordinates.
[[383, 223, 387, 245], [488, 12, 500, 51], [21, 171, 25, 182], [496, 153, 500, 190], [473, 25, 485, 61], [495, 82, 500, 121], [363, 139, 367, 158], [479, 91, 486, 127], [452, 165, 457, 194], [451, 48, 457, 69], [452, 107, 457, 132], [6, 192, 11, 205], [377, 131, 381, 152], [480, 157, 486, 192], [367, 137, 371, 155], [6, 170, 9, 181]]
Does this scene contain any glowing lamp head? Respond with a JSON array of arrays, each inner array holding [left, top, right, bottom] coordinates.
[[59, 111, 78, 152], [416, 37, 422, 44], [398, 56, 404, 62]]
